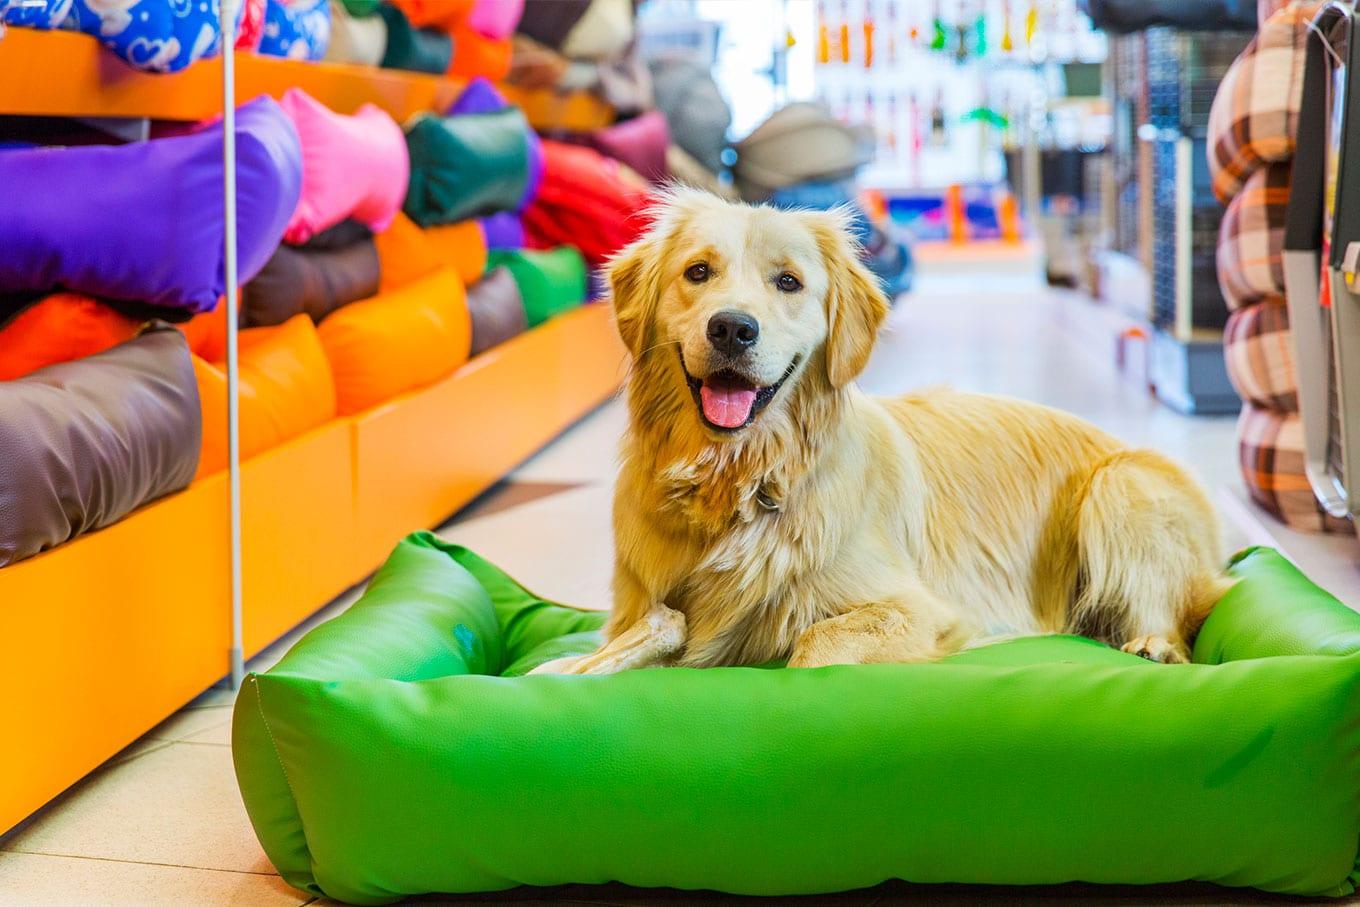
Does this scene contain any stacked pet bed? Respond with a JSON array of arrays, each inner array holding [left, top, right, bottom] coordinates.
[[0, 97, 303, 564], [510, 0, 650, 117], [235, 532, 1360, 904], [522, 139, 653, 270], [1208, 1, 1351, 533], [0, 326, 201, 567], [324, 0, 519, 81]]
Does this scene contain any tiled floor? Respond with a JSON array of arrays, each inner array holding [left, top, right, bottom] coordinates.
[[3, 260, 1355, 906]]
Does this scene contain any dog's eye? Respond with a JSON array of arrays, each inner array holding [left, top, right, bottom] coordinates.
[[776, 273, 802, 293], [684, 263, 710, 283]]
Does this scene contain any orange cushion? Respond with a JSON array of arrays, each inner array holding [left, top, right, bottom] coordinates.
[[194, 314, 337, 479], [388, 0, 474, 28], [423, 220, 488, 285], [373, 212, 442, 292], [178, 305, 229, 361], [0, 293, 141, 380], [317, 268, 471, 415], [447, 26, 511, 80], [375, 214, 488, 290]]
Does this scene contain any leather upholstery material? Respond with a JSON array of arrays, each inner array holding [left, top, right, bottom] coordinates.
[[0, 293, 141, 381], [0, 324, 200, 567], [486, 246, 587, 327], [242, 239, 381, 328], [378, 3, 453, 73], [234, 533, 1360, 903], [279, 88, 408, 244], [466, 266, 527, 355], [317, 268, 471, 415], [194, 315, 337, 479], [515, 0, 591, 50], [402, 108, 533, 227], [0, 96, 302, 314]]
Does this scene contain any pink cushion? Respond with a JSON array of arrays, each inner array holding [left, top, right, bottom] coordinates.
[[468, 0, 522, 38], [279, 88, 410, 244]]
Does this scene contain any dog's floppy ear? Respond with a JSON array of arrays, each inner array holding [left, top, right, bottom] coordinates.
[[607, 233, 663, 357], [808, 211, 889, 388]]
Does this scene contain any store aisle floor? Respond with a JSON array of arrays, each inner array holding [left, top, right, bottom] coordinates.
[[2, 260, 1348, 907]]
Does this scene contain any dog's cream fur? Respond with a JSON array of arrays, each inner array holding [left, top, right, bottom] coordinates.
[[534, 191, 1232, 674]]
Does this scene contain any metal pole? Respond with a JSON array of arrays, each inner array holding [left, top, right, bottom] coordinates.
[[220, 0, 246, 689]]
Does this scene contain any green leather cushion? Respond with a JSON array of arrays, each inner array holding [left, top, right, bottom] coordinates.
[[485, 246, 586, 327], [233, 534, 1360, 905], [402, 108, 531, 227]]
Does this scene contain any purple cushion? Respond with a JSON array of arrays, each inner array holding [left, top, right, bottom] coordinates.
[[479, 211, 524, 250], [0, 96, 302, 314], [447, 78, 543, 209]]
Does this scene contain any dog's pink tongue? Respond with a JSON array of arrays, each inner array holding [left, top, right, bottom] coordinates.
[[700, 383, 757, 428]]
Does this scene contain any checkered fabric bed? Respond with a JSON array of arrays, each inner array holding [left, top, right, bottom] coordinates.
[[1208, 2, 1319, 204], [1217, 162, 1291, 310], [1224, 297, 1298, 411], [1238, 404, 1355, 533]]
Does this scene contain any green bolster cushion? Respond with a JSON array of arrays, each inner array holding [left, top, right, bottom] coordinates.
[[485, 246, 587, 327], [402, 108, 531, 227], [377, 3, 452, 74], [233, 534, 1360, 905]]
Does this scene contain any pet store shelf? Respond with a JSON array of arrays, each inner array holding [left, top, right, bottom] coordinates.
[[0, 301, 626, 836], [0, 28, 613, 129]]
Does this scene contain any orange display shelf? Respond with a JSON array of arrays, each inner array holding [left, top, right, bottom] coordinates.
[[0, 28, 612, 129]]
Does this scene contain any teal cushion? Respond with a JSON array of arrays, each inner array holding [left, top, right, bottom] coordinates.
[[402, 109, 531, 227], [233, 534, 1360, 904]]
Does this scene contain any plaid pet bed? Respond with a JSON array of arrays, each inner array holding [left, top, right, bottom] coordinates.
[[1238, 403, 1355, 534], [1224, 297, 1298, 411], [1208, 2, 1320, 204], [1217, 161, 1290, 310]]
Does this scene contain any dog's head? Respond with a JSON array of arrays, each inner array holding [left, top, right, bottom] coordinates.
[[610, 190, 888, 437]]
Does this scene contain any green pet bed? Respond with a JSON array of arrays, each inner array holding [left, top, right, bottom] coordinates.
[[233, 532, 1360, 905]]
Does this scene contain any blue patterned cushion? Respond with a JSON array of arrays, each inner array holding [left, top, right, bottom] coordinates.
[[64, 0, 243, 73], [257, 0, 329, 60]]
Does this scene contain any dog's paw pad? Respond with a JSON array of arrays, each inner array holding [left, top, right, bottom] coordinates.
[[1120, 635, 1188, 664]]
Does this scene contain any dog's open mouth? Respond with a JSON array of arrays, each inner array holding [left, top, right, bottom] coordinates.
[[682, 357, 798, 431]]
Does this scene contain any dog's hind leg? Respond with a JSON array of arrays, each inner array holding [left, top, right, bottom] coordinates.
[[1072, 450, 1234, 663], [787, 580, 964, 668]]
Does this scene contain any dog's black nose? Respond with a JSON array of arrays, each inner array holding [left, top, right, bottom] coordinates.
[[707, 311, 759, 355]]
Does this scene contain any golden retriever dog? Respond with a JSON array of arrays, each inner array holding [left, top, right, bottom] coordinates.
[[533, 190, 1231, 675]]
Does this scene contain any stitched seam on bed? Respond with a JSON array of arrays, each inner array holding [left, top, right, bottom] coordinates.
[[251, 678, 317, 879]]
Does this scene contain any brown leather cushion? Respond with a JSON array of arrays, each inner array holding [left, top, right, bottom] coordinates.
[[0, 323, 201, 567], [241, 238, 381, 328], [468, 266, 527, 356]]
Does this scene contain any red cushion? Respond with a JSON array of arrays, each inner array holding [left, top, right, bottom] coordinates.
[[0, 294, 141, 381]]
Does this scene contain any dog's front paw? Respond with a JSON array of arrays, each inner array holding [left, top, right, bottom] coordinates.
[[1120, 635, 1188, 664]]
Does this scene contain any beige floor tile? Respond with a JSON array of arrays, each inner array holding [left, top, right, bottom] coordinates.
[[2, 743, 271, 875], [0, 852, 308, 907], [509, 398, 628, 484], [143, 704, 232, 744]]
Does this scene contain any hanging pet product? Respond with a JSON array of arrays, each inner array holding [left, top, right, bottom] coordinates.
[[1282, 2, 1360, 520]]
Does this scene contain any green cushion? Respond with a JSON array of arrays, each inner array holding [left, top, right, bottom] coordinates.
[[402, 109, 530, 227], [233, 534, 1360, 904], [376, 3, 452, 74], [485, 247, 587, 327]]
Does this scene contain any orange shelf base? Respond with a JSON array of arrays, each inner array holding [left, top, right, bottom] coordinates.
[[351, 303, 627, 566], [0, 480, 232, 836], [0, 28, 613, 129]]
